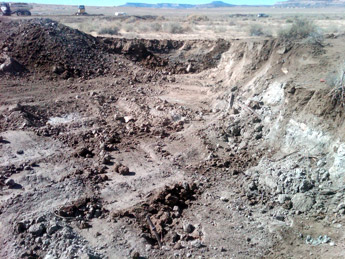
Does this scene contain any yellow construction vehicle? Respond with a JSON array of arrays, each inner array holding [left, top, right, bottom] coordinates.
[[1, 2, 32, 16], [75, 5, 87, 16]]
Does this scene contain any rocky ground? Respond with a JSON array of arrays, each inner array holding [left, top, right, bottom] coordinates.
[[1, 17, 345, 259]]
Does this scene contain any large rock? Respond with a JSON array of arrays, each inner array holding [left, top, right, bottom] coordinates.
[[292, 193, 315, 212], [0, 54, 25, 73]]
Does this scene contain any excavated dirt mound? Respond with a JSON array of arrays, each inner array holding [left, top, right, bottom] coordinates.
[[0, 18, 116, 79], [0, 19, 230, 79]]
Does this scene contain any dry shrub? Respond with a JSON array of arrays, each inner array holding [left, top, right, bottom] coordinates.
[[123, 23, 135, 32], [150, 22, 162, 32], [328, 67, 345, 107], [124, 16, 138, 23], [215, 26, 227, 33], [163, 23, 185, 34], [98, 26, 119, 35], [278, 18, 322, 41], [137, 24, 150, 33], [187, 14, 209, 22], [249, 24, 264, 36]]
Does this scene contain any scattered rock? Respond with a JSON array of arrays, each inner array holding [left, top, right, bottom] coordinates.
[[220, 196, 229, 202], [0, 54, 26, 73], [15, 222, 27, 233], [190, 239, 202, 248], [124, 116, 134, 123], [131, 251, 140, 259], [299, 180, 314, 193], [116, 164, 130, 175], [28, 223, 46, 236], [173, 243, 182, 250], [183, 223, 195, 234], [47, 223, 61, 235], [306, 235, 331, 246], [5, 178, 15, 187], [292, 193, 315, 212]]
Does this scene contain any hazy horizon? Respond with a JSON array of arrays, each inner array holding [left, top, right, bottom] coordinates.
[[9, 0, 279, 7]]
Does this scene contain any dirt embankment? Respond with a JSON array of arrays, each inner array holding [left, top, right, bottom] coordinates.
[[101, 38, 231, 73], [0, 18, 230, 79]]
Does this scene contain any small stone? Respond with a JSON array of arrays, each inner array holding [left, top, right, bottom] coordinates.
[[5, 178, 15, 187], [94, 209, 102, 218], [277, 194, 291, 204], [36, 216, 46, 223], [162, 245, 171, 251], [102, 155, 112, 164], [220, 197, 229, 202], [190, 239, 202, 248], [35, 237, 42, 244], [255, 125, 263, 132], [132, 251, 140, 259], [16, 150, 24, 155], [124, 116, 134, 123], [118, 165, 130, 175], [336, 203, 345, 212], [145, 244, 152, 251], [299, 180, 313, 193], [255, 133, 263, 140], [28, 223, 46, 236], [15, 222, 27, 233], [80, 253, 96, 259], [173, 206, 180, 212], [183, 223, 195, 234], [292, 194, 315, 212], [173, 243, 182, 250], [47, 223, 61, 235], [275, 215, 285, 221]]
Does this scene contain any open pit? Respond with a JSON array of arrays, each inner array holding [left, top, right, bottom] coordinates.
[[1, 17, 345, 259]]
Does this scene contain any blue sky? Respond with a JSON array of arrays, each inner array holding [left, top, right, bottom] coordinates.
[[11, 0, 278, 6]]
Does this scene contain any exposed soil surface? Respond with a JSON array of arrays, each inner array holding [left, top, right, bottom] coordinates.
[[1, 17, 345, 259]]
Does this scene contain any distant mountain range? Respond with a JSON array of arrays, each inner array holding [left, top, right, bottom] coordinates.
[[120, 1, 235, 8], [275, 0, 345, 7], [120, 0, 345, 8]]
